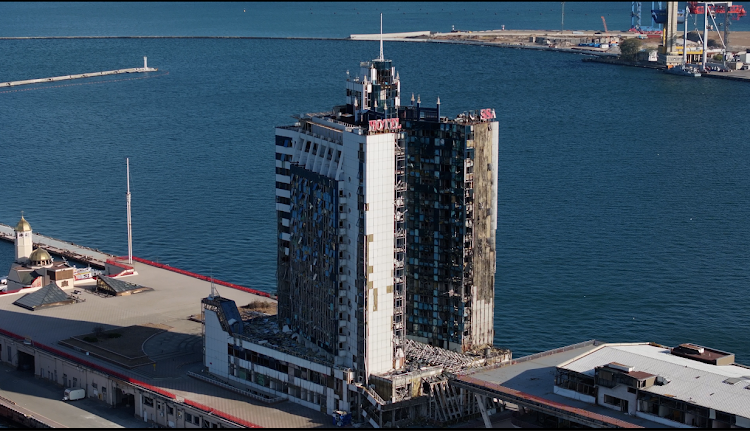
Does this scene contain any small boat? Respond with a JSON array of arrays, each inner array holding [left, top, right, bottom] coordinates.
[[74, 266, 102, 281], [664, 64, 701, 77]]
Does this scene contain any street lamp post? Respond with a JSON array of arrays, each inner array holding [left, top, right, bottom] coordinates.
[[561, 2, 565, 33]]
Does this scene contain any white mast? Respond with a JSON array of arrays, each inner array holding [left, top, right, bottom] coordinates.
[[702, 2, 709, 71], [379, 13, 384, 61], [126, 158, 133, 265], [683, 7, 689, 66]]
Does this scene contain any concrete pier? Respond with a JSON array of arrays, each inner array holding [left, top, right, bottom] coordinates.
[[701, 69, 750, 82], [349, 29, 623, 57], [583, 57, 750, 83], [0, 223, 110, 268], [0, 65, 157, 88]]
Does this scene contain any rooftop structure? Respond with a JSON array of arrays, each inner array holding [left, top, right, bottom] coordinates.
[[13, 282, 77, 311], [453, 340, 656, 428], [4, 215, 110, 293], [452, 339, 750, 428], [94, 275, 151, 296]]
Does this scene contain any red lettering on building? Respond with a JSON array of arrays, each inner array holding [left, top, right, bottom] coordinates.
[[480, 108, 496, 120], [368, 118, 401, 132]]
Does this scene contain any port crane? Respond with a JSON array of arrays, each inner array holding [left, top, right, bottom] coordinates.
[[686, 1, 746, 51], [601, 16, 609, 33], [631, 1, 666, 34], [687, 2, 746, 19], [631, 1, 745, 33]]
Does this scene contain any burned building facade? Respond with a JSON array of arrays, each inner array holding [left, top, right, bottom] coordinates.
[[399, 102, 498, 353], [275, 53, 499, 373]]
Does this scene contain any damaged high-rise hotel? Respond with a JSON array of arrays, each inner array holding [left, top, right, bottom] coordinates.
[[202, 37, 509, 425]]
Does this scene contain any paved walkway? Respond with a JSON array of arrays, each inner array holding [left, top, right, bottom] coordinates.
[[703, 68, 750, 82], [0, 362, 143, 428]]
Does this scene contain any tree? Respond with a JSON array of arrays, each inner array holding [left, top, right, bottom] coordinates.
[[620, 38, 644, 61]]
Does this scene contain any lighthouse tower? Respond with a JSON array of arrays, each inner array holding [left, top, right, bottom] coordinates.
[[14, 214, 33, 263]]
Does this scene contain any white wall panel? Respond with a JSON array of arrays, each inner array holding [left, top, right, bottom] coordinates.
[[204, 309, 230, 378]]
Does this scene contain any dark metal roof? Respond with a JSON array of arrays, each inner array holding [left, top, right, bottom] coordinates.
[[13, 282, 74, 311], [218, 297, 244, 333]]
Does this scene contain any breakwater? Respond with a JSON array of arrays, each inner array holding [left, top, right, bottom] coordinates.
[[0, 33, 619, 57], [0, 65, 157, 88]]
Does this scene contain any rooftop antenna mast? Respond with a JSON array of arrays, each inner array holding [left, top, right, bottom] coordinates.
[[379, 13, 384, 60], [126, 158, 133, 265]]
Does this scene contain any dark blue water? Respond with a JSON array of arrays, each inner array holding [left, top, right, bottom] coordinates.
[[1, 2, 748, 37], [1, 3, 749, 361]]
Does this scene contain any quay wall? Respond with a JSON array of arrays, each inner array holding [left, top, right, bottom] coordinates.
[[0, 394, 63, 428]]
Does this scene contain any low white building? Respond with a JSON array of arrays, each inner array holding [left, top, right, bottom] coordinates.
[[202, 294, 354, 415], [554, 342, 750, 428]]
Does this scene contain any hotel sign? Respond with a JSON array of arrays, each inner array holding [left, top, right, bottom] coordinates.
[[368, 118, 401, 133], [480, 108, 496, 120]]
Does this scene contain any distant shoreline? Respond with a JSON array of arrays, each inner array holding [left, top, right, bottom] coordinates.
[[0, 35, 347, 40], [3, 31, 748, 57]]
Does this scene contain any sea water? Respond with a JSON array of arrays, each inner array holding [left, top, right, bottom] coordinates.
[[1, 2, 749, 360]]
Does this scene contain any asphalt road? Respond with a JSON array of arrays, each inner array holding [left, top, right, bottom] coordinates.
[[0, 362, 144, 428]]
